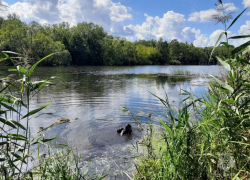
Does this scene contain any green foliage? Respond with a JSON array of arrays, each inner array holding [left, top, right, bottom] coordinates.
[[0, 15, 231, 66], [25, 147, 106, 180], [0, 52, 58, 179], [0, 54, 99, 179], [169, 59, 181, 65], [136, 44, 158, 65], [134, 6, 250, 180]]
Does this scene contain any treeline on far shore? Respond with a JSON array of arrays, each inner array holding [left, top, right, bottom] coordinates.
[[0, 14, 234, 67]]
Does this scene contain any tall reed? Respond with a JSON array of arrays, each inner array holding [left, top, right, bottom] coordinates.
[[134, 6, 250, 179], [0, 53, 105, 179]]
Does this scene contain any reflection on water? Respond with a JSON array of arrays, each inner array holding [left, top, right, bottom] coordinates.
[[0, 65, 221, 179]]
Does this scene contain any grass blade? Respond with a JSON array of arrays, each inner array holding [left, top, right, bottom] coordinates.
[[209, 32, 226, 61], [217, 56, 231, 71], [22, 103, 51, 119], [227, 7, 248, 30], [160, 119, 174, 138], [28, 53, 54, 76]]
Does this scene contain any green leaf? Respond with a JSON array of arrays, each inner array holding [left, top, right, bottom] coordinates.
[[30, 134, 43, 145], [243, 83, 250, 88], [0, 141, 8, 146], [11, 152, 23, 161], [0, 101, 19, 113], [229, 70, 235, 81], [159, 119, 174, 138], [28, 53, 54, 76], [209, 75, 234, 92], [17, 65, 27, 75], [32, 137, 59, 145], [0, 118, 16, 129], [223, 99, 235, 103], [31, 80, 51, 92], [227, 7, 248, 30], [0, 53, 9, 63], [220, 42, 229, 48], [217, 56, 231, 71], [209, 32, 226, 61], [8, 68, 18, 72], [228, 35, 250, 39], [11, 120, 26, 130], [41, 137, 59, 143], [58, 144, 68, 147], [0, 158, 5, 162], [22, 103, 51, 119], [238, 58, 250, 65], [9, 134, 27, 141], [231, 40, 250, 56]]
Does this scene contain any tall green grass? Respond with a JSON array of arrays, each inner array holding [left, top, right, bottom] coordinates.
[[0, 53, 105, 179], [134, 7, 250, 180]]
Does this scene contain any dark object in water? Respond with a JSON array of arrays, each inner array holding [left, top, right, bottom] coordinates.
[[117, 124, 132, 136]]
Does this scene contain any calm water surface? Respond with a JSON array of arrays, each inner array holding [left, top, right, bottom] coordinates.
[[0, 65, 223, 179]]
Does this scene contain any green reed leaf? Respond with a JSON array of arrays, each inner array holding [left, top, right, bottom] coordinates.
[[209, 75, 234, 92], [160, 119, 174, 138], [209, 32, 226, 61], [227, 7, 248, 30], [0, 118, 16, 129], [238, 58, 250, 65], [8, 68, 18, 72], [220, 42, 229, 48], [231, 40, 250, 56], [228, 35, 250, 39], [229, 70, 235, 81], [28, 53, 54, 77], [0, 101, 18, 113], [22, 103, 51, 119], [11, 120, 26, 130], [17, 65, 27, 75], [217, 56, 231, 71]]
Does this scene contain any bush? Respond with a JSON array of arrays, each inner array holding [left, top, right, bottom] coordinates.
[[169, 59, 181, 65]]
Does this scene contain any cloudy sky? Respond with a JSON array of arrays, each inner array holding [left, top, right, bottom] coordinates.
[[2, 0, 250, 47]]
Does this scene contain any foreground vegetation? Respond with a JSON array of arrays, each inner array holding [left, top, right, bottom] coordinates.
[[0, 14, 233, 67], [0, 54, 105, 179], [134, 4, 250, 179]]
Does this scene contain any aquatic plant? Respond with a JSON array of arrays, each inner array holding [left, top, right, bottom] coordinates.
[[171, 69, 192, 76]]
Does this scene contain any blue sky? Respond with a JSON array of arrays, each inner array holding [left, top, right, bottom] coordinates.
[[2, 0, 250, 47]]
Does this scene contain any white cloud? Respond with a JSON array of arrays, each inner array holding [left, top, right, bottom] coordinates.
[[109, 2, 132, 22], [242, 0, 250, 7], [181, 27, 209, 47], [188, 9, 216, 22], [208, 29, 225, 46], [5, 0, 248, 48], [239, 20, 250, 34], [7, 0, 132, 34], [188, 3, 237, 22], [124, 11, 186, 41], [193, 34, 208, 47]]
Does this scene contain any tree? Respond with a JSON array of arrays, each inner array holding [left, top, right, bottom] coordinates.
[[156, 37, 169, 65]]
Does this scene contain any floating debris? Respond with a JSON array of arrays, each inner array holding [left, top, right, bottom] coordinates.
[[38, 118, 70, 133]]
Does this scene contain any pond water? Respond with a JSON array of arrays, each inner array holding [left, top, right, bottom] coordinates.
[[0, 65, 225, 179]]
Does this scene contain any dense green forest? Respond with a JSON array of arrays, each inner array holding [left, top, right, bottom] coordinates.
[[0, 14, 233, 66]]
